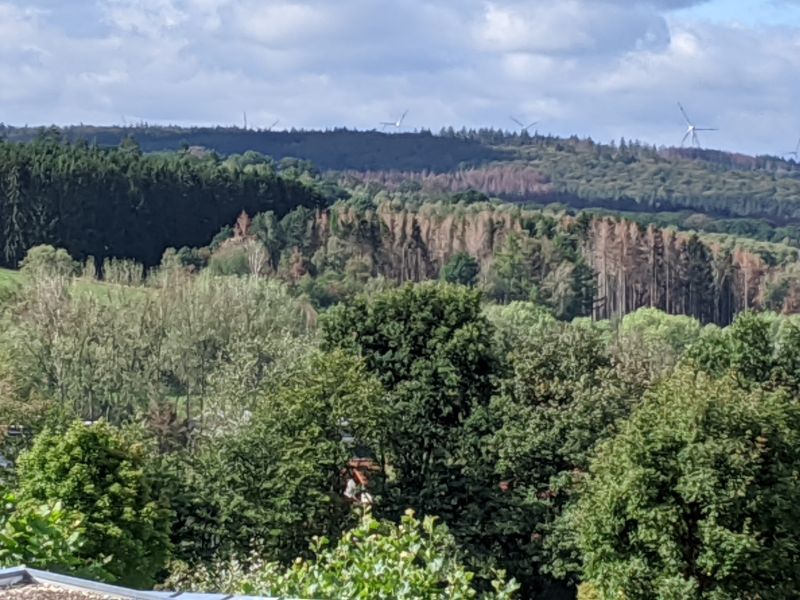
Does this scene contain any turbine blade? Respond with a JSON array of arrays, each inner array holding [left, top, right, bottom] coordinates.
[[400, 110, 408, 124], [677, 102, 693, 126], [510, 116, 525, 128], [680, 131, 691, 147], [526, 121, 539, 130], [795, 137, 800, 154], [693, 131, 701, 147], [694, 127, 717, 131]]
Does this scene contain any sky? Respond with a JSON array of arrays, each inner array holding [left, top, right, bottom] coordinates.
[[1, 0, 799, 156]]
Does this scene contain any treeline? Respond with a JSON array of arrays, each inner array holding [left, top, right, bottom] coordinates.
[[193, 200, 800, 324], [0, 136, 323, 268], [3, 258, 800, 598], [344, 146, 800, 222], [0, 125, 511, 172]]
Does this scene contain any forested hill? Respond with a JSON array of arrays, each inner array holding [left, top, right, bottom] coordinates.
[[0, 125, 511, 172], [0, 137, 325, 268], [4, 124, 800, 234]]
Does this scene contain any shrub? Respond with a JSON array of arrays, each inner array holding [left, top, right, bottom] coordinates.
[[168, 510, 519, 600], [15, 421, 172, 587], [0, 488, 107, 578], [19, 245, 78, 278]]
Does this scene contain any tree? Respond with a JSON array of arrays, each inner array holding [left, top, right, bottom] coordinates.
[[321, 283, 500, 520], [15, 421, 172, 587], [168, 510, 519, 600], [168, 350, 383, 566], [487, 323, 639, 593], [442, 252, 480, 287], [574, 371, 800, 599], [19, 245, 78, 278]]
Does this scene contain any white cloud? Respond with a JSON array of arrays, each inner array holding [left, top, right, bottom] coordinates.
[[0, 0, 798, 155]]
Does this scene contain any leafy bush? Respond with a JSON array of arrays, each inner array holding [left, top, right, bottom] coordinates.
[[19, 245, 78, 278], [574, 371, 800, 598], [15, 421, 172, 587], [168, 510, 519, 599], [207, 244, 250, 276], [0, 489, 107, 578]]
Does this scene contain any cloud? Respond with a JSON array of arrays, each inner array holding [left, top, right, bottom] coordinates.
[[0, 0, 798, 155]]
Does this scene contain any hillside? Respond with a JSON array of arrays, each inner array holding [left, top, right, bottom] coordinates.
[[4, 125, 800, 244], [2, 130, 800, 324]]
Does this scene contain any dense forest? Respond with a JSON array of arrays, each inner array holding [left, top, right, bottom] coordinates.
[[3, 133, 800, 598], [177, 199, 800, 324], [2, 254, 800, 598], [3, 136, 800, 325], [0, 135, 325, 267], [5, 125, 800, 248]]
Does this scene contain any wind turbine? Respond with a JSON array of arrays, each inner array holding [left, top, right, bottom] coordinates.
[[510, 116, 538, 133], [380, 110, 408, 132], [784, 137, 800, 160], [678, 102, 717, 148]]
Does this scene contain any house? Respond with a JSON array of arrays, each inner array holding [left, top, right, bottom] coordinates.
[[0, 566, 294, 600]]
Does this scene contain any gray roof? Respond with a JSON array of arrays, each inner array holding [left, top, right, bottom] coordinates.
[[0, 567, 285, 600]]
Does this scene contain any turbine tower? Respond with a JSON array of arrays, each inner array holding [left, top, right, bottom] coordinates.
[[510, 116, 538, 133], [678, 102, 717, 148], [784, 137, 800, 160], [380, 110, 408, 132]]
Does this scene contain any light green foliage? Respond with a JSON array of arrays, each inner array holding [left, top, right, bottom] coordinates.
[[575, 371, 800, 599], [613, 308, 702, 383], [0, 489, 106, 578], [19, 245, 78, 278], [619, 308, 701, 357], [207, 244, 251, 276], [15, 421, 172, 587], [484, 300, 557, 353], [2, 272, 312, 427], [168, 350, 382, 566], [685, 312, 780, 388], [441, 252, 480, 287], [170, 510, 519, 600]]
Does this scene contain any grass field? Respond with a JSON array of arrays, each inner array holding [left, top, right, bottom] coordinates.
[[0, 267, 145, 305], [0, 268, 23, 298]]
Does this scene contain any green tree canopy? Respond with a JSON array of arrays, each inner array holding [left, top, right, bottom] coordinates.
[[441, 252, 480, 287], [15, 421, 172, 587], [168, 350, 383, 566], [574, 370, 800, 599], [321, 283, 500, 518]]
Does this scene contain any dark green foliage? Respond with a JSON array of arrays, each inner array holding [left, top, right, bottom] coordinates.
[[441, 252, 479, 286], [14, 421, 172, 587], [488, 324, 639, 592], [321, 283, 515, 593], [574, 371, 800, 599], [167, 351, 382, 566], [321, 283, 499, 520], [0, 138, 322, 267]]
